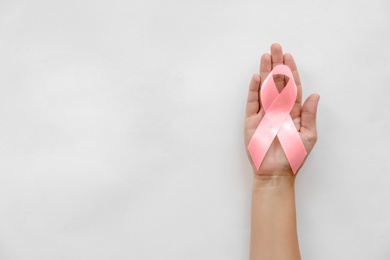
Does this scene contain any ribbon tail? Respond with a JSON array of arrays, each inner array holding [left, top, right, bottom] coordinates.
[[247, 114, 279, 170], [277, 117, 307, 174]]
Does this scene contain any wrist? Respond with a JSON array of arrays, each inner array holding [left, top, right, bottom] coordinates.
[[252, 174, 295, 189], [251, 163, 295, 178]]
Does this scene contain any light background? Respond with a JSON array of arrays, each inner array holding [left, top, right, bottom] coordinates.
[[0, 0, 389, 259]]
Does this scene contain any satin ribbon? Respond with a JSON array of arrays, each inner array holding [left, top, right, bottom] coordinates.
[[247, 65, 307, 174]]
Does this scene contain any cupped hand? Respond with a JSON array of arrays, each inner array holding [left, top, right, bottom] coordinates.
[[244, 43, 320, 177]]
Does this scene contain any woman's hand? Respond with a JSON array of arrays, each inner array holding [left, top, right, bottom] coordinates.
[[244, 43, 320, 177]]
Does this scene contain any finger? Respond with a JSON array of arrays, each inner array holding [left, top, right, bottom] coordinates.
[[259, 53, 271, 109], [270, 43, 284, 67], [301, 94, 320, 133], [270, 43, 285, 92], [259, 53, 271, 87], [283, 53, 302, 105], [245, 74, 261, 117]]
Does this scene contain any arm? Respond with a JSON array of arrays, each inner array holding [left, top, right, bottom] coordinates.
[[250, 175, 299, 260], [244, 43, 320, 260]]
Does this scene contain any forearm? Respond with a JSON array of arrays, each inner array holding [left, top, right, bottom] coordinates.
[[250, 175, 300, 260]]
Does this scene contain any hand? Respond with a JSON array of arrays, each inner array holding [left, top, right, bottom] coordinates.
[[244, 43, 320, 177]]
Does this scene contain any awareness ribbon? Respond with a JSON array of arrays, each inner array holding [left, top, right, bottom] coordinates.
[[247, 65, 307, 174]]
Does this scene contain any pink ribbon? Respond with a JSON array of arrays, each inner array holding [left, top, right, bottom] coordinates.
[[248, 65, 307, 174]]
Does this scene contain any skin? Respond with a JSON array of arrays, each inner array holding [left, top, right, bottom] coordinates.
[[245, 43, 320, 260]]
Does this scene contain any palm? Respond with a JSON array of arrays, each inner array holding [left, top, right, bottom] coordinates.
[[244, 44, 320, 176]]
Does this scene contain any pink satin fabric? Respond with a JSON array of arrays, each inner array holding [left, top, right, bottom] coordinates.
[[247, 65, 307, 174]]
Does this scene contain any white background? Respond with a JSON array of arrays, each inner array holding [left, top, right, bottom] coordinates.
[[0, 0, 389, 259]]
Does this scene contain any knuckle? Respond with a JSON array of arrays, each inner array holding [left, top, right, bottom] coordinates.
[[307, 132, 318, 144]]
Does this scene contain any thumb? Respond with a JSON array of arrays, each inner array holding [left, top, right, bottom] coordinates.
[[301, 93, 320, 133]]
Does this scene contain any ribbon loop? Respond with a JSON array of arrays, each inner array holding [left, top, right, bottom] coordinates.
[[247, 65, 307, 174]]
